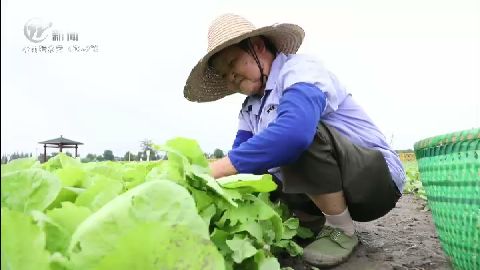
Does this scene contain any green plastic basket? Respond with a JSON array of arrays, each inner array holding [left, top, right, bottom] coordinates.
[[414, 128, 480, 270]]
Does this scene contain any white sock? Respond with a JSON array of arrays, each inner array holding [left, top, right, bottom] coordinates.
[[323, 208, 355, 236]]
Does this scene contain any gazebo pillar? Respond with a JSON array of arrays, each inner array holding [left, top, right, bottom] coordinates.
[[44, 144, 47, 162], [75, 145, 78, 157]]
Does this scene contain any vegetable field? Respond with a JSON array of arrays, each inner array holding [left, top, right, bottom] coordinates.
[[1, 138, 313, 270], [1, 138, 449, 270]]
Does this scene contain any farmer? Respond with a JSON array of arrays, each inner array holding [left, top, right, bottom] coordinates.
[[183, 14, 406, 267]]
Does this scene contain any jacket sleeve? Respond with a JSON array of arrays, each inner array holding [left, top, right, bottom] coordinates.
[[228, 82, 326, 174]]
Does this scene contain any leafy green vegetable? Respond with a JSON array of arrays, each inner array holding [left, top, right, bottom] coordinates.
[[1, 208, 51, 270], [164, 137, 209, 167], [254, 250, 282, 270], [42, 153, 81, 172], [31, 210, 71, 253], [1, 137, 309, 270], [218, 174, 277, 193], [31, 202, 92, 254], [68, 180, 216, 269], [402, 161, 427, 200], [1, 169, 61, 212], [296, 226, 314, 239], [226, 234, 258, 263], [93, 222, 224, 270], [281, 218, 300, 240], [47, 202, 91, 235], [273, 240, 303, 256], [74, 176, 123, 211], [145, 161, 184, 184], [1, 157, 39, 177], [54, 167, 85, 187]]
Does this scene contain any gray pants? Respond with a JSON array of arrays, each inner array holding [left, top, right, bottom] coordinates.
[[276, 123, 401, 222]]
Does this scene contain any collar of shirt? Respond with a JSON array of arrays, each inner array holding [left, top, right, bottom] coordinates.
[[241, 53, 288, 115], [265, 53, 288, 91]]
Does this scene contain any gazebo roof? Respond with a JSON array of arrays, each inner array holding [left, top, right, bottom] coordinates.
[[39, 135, 83, 145]]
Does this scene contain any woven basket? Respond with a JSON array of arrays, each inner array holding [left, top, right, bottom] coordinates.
[[414, 128, 480, 270]]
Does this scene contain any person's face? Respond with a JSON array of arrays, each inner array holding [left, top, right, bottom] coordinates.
[[211, 45, 264, 96]]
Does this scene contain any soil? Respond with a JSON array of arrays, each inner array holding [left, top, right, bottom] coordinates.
[[279, 194, 453, 270]]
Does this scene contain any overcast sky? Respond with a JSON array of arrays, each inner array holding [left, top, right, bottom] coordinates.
[[2, 0, 479, 158]]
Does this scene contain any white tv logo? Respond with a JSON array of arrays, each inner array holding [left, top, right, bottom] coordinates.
[[24, 18, 53, 43]]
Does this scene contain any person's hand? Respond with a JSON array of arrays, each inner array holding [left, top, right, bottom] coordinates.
[[209, 156, 237, 179]]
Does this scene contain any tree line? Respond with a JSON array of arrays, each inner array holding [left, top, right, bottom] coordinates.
[[1, 146, 226, 164]]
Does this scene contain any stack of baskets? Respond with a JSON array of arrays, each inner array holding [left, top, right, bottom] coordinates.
[[414, 128, 479, 269]]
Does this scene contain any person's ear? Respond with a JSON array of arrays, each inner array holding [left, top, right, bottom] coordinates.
[[251, 36, 266, 53]]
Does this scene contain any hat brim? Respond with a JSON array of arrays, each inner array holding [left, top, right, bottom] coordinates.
[[184, 23, 305, 103]]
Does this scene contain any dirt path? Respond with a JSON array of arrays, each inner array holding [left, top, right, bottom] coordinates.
[[280, 194, 452, 270]]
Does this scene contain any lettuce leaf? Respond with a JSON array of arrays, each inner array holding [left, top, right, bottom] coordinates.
[[218, 174, 277, 193], [1, 169, 61, 212], [68, 180, 222, 269], [1, 208, 51, 270], [1, 157, 40, 177]]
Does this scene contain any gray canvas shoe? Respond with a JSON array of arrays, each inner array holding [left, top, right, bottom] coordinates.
[[303, 226, 359, 267]]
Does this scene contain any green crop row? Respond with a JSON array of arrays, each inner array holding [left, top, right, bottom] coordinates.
[[1, 137, 313, 270], [402, 161, 427, 200]]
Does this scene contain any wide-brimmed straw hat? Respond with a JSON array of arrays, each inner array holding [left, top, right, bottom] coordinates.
[[184, 13, 305, 103]]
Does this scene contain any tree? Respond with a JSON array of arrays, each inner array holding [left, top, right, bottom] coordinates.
[[81, 153, 97, 163], [213, 149, 225, 159], [10, 152, 19, 161], [103, 150, 114, 161], [124, 151, 133, 161], [140, 139, 158, 161], [137, 151, 143, 161], [140, 139, 153, 151]]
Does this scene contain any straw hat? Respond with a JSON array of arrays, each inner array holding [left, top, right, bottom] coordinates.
[[184, 13, 305, 103]]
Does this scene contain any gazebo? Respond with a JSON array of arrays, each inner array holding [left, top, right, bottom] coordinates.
[[38, 135, 83, 162]]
